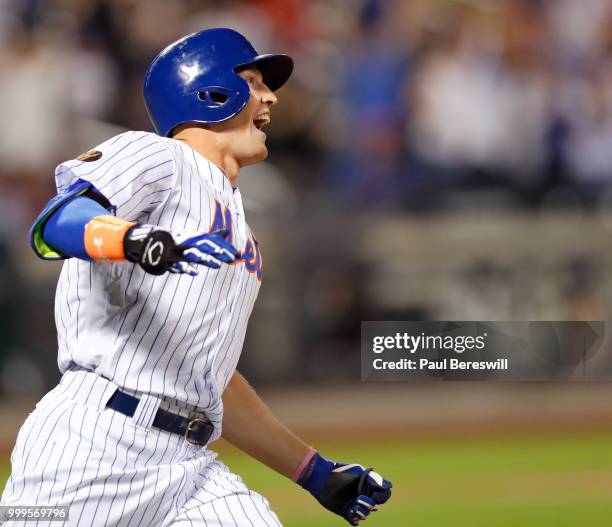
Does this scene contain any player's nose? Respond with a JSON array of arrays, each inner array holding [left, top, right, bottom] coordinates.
[[260, 84, 278, 106]]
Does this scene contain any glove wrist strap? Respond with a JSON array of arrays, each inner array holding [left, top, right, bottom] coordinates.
[[292, 448, 317, 483], [124, 225, 177, 275]]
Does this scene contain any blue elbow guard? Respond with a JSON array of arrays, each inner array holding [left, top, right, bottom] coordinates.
[[44, 196, 111, 260], [29, 179, 112, 260]]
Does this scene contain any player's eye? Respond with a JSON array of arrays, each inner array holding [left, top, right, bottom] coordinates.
[[247, 75, 264, 87]]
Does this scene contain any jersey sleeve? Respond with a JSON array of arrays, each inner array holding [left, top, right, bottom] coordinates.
[[54, 131, 176, 223]]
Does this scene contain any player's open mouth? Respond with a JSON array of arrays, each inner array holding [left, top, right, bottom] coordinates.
[[253, 113, 270, 130]]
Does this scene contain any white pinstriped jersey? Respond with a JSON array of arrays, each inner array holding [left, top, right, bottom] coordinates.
[[52, 131, 262, 440]]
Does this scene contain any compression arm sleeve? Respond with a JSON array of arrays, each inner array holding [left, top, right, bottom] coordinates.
[[43, 196, 135, 261]]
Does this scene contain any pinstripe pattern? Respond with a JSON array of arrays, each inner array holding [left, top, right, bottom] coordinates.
[[1, 370, 279, 526], [49, 131, 262, 441], [1, 132, 273, 525]]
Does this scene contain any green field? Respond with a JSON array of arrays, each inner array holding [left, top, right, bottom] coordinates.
[[2, 431, 612, 526]]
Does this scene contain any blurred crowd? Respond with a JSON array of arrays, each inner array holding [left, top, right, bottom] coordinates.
[[3, 0, 612, 209], [2, 0, 612, 392]]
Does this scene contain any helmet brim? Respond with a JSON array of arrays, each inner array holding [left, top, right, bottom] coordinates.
[[235, 54, 294, 91]]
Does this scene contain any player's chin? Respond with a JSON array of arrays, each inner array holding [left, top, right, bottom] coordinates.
[[240, 147, 268, 167], [258, 143, 269, 160], [245, 141, 269, 164], [240, 129, 268, 163]]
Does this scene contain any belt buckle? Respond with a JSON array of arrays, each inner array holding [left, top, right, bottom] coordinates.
[[184, 417, 208, 445]]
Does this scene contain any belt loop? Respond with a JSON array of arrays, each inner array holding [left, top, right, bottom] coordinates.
[[131, 393, 161, 428], [84, 373, 117, 412], [97, 382, 119, 412]]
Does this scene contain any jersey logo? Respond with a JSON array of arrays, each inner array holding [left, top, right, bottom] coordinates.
[[242, 238, 262, 281], [210, 199, 262, 281], [77, 150, 103, 162], [210, 198, 235, 245]]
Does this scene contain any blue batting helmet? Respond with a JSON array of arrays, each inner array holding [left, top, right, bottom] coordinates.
[[143, 28, 294, 137]]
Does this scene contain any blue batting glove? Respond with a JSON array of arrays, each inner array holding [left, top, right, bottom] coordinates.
[[173, 229, 239, 272], [297, 453, 392, 525]]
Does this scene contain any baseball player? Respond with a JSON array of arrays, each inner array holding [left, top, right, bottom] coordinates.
[[1, 28, 392, 526]]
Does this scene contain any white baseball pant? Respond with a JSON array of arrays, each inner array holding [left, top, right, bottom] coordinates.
[[1, 368, 282, 526]]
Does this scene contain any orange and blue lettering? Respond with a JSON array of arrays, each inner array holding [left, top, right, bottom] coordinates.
[[210, 199, 234, 246], [243, 239, 262, 281], [209, 199, 262, 281]]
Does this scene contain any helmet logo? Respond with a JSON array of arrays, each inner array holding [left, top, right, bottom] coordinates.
[[179, 62, 202, 84]]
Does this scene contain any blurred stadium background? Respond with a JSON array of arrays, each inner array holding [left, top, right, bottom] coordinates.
[[1, 0, 612, 525]]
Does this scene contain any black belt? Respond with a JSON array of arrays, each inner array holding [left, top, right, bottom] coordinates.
[[106, 389, 213, 446]]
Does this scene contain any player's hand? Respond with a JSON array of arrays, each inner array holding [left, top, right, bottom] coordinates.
[[123, 225, 239, 276], [171, 229, 239, 275], [297, 453, 392, 525]]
